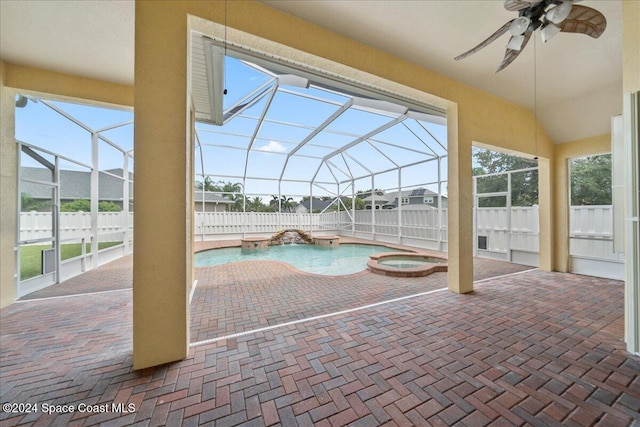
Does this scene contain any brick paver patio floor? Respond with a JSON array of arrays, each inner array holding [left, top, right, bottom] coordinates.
[[2, 241, 638, 426]]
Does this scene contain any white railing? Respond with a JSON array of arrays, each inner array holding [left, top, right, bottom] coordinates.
[[20, 211, 134, 242], [569, 205, 624, 263], [194, 211, 342, 237], [475, 206, 540, 254], [193, 209, 448, 249], [18, 206, 621, 272]]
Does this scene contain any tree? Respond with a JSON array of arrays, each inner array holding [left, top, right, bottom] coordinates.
[[195, 178, 244, 211], [353, 197, 365, 210], [356, 189, 384, 199], [98, 201, 122, 212], [473, 148, 537, 174], [60, 199, 122, 212], [60, 199, 91, 212], [570, 154, 612, 205], [473, 148, 538, 207], [270, 195, 294, 213], [20, 192, 48, 212], [246, 196, 267, 212], [195, 176, 218, 192], [217, 181, 243, 211]]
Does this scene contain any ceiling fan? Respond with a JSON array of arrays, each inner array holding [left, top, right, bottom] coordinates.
[[454, 0, 606, 72]]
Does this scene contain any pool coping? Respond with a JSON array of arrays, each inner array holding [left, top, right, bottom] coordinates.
[[367, 252, 449, 277]]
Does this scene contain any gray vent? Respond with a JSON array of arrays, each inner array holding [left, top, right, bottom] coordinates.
[[41, 248, 55, 274]]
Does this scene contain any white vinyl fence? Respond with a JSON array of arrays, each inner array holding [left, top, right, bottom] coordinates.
[[19, 206, 622, 279], [473, 204, 624, 277], [20, 211, 134, 242], [474, 206, 540, 266], [18, 211, 134, 296], [569, 205, 624, 279], [194, 211, 342, 239], [193, 210, 448, 250], [350, 209, 448, 251]]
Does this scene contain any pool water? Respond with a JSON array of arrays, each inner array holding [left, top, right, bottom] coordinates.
[[379, 257, 445, 269], [194, 243, 402, 275]]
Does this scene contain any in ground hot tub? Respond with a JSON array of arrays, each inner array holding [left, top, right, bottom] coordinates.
[[367, 252, 447, 277]]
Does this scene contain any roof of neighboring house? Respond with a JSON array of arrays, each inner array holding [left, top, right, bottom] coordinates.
[[360, 193, 391, 204], [22, 167, 233, 205], [21, 167, 129, 202], [297, 197, 335, 211], [194, 191, 234, 204], [387, 204, 437, 211], [361, 187, 442, 203]]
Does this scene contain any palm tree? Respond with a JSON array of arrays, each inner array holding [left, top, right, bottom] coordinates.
[[281, 196, 294, 213], [246, 196, 265, 212], [195, 176, 218, 192], [270, 195, 294, 213], [195, 178, 244, 211], [214, 182, 241, 211]]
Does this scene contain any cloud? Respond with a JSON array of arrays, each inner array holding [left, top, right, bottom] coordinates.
[[257, 140, 286, 153]]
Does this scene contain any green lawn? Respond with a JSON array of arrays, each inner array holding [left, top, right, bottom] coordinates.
[[20, 241, 122, 280]]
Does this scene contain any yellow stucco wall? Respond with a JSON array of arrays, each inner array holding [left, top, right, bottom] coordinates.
[[133, 2, 193, 369], [623, 1, 640, 93], [553, 134, 612, 272], [3, 62, 133, 108], [0, 61, 17, 308]]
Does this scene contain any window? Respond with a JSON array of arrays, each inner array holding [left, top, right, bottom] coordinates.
[[570, 154, 612, 206], [424, 196, 434, 204], [402, 198, 409, 204]]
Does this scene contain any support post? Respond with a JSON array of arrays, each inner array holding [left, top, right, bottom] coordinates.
[[91, 132, 99, 267], [133, 1, 191, 369]]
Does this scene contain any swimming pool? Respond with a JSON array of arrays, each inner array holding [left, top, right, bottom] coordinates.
[[194, 243, 403, 275]]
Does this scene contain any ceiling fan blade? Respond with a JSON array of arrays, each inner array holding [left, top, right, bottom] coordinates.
[[496, 30, 533, 72], [504, 0, 543, 12], [454, 20, 514, 61], [558, 5, 606, 38]]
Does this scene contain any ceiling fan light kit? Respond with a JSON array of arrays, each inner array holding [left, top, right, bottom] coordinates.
[[509, 16, 531, 36], [540, 23, 562, 43], [507, 35, 526, 51], [454, 0, 607, 72], [546, 1, 573, 24]]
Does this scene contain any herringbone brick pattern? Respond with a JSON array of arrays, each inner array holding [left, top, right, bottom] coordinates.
[[1, 263, 638, 426], [19, 255, 133, 300], [191, 261, 448, 343], [191, 237, 533, 342]]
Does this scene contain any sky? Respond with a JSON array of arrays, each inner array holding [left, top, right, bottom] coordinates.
[[15, 54, 449, 203]]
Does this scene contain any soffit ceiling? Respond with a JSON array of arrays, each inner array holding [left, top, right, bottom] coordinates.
[[0, 0, 623, 144]]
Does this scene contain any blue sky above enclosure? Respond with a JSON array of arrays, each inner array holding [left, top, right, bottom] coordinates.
[[15, 98, 134, 172], [15, 54, 447, 201], [196, 55, 448, 198]]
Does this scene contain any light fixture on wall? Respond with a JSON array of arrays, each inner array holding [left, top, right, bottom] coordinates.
[[15, 94, 37, 108]]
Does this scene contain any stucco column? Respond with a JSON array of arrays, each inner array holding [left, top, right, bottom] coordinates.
[[447, 106, 474, 294], [133, 3, 192, 369], [0, 61, 18, 308]]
